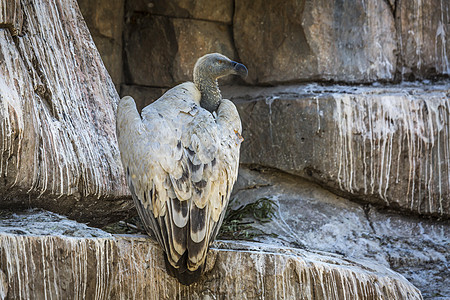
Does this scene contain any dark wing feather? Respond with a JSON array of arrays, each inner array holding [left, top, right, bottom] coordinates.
[[117, 83, 242, 285]]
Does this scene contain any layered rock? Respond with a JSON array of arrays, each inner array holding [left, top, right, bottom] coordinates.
[[0, 0, 23, 36], [0, 0, 130, 225], [0, 211, 422, 299], [233, 0, 449, 84], [78, 0, 450, 102], [0, 1, 446, 298], [234, 0, 396, 84], [232, 166, 449, 298], [397, 0, 450, 79], [224, 82, 450, 216], [123, 11, 236, 88], [77, 0, 124, 90]]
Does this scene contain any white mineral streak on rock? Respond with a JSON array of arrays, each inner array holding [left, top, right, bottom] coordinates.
[[0, 0, 23, 36], [0, 62, 24, 183], [0, 269, 7, 300], [436, 0, 450, 74], [0, 234, 422, 299], [333, 89, 449, 214], [0, 0, 128, 207], [265, 95, 279, 144]]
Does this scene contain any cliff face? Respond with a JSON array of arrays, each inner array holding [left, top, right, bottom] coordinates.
[[0, 0, 449, 298], [79, 0, 450, 106], [0, 0, 131, 225], [0, 210, 422, 300], [230, 166, 449, 298], [225, 83, 450, 217]]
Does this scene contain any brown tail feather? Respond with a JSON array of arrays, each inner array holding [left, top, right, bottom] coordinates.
[[163, 251, 204, 286]]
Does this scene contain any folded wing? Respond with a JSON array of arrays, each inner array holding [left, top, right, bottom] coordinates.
[[116, 82, 242, 277]]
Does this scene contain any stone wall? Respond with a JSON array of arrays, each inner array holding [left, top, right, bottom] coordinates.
[[79, 0, 449, 107], [76, 0, 450, 217], [224, 83, 450, 217]]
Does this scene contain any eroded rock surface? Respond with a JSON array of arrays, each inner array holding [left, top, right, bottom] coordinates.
[[77, 0, 124, 90], [0, 0, 131, 225], [234, 0, 396, 84], [123, 11, 236, 87], [0, 211, 422, 299], [224, 82, 450, 217], [231, 166, 449, 298], [397, 0, 450, 79], [0, 0, 23, 36]]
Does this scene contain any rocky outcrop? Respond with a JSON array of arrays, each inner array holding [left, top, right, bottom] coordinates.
[[397, 0, 450, 80], [77, 0, 124, 91], [0, 0, 23, 36], [123, 11, 236, 88], [234, 0, 396, 84], [78, 0, 450, 91], [1, 1, 447, 298], [0, 210, 422, 299], [232, 166, 449, 299], [224, 82, 450, 217], [233, 0, 449, 84], [0, 0, 130, 225]]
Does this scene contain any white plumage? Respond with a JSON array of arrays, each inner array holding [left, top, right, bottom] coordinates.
[[116, 53, 247, 285]]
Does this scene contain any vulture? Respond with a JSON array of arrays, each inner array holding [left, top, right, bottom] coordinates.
[[116, 53, 247, 285]]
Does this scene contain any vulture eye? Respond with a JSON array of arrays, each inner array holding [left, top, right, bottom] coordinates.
[[217, 60, 224, 65]]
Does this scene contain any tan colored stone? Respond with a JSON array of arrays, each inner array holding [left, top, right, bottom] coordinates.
[[77, 0, 124, 88], [124, 14, 236, 87], [127, 0, 233, 24], [224, 82, 450, 216], [397, 0, 450, 78], [0, 0, 23, 36], [172, 18, 236, 83], [0, 233, 422, 299], [234, 0, 397, 84], [0, 0, 130, 225], [120, 85, 166, 112]]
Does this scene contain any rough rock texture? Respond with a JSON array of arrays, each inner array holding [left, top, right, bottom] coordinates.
[[77, 0, 124, 90], [397, 0, 450, 79], [127, 0, 233, 24], [1, 1, 447, 298], [0, 209, 112, 237], [232, 166, 449, 299], [124, 12, 235, 87], [223, 82, 450, 217], [233, 0, 397, 84], [0, 0, 23, 36], [0, 0, 131, 225], [0, 212, 422, 299], [78, 0, 450, 90], [119, 85, 166, 112]]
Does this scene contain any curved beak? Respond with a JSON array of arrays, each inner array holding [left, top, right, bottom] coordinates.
[[231, 61, 248, 78]]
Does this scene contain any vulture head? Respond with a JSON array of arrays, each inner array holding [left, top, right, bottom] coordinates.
[[193, 53, 248, 112], [193, 53, 248, 80]]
